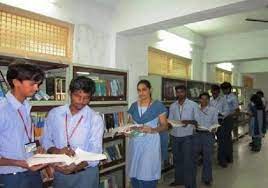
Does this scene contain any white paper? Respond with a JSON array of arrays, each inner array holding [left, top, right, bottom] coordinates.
[[168, 119, 185, 127], [27, 148, 107, 167]]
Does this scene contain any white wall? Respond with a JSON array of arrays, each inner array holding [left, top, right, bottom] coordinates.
[[204, 29, 268, 63], [168, 26, 205, 47], [0, 0, 117, 68], [115, 34, 150, 103], [253, 73, 268, 98], [232, 64, 243, 86], [238, 59, 268, 73]]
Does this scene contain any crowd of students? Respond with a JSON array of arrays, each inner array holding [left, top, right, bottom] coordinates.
[[0, 60, 266, 188]]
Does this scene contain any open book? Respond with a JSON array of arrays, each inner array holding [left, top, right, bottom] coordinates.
[[196, 124, 221, 132], [110, 124, 144, 137], [27, 148, 107, 167], [167, 119, 185, 128]]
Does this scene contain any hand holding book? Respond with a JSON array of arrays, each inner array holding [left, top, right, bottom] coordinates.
[[196, 124, 221, 133]]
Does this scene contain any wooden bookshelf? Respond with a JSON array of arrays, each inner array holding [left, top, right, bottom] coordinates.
[[73, 65, 127, 103], [186, 80, 205, 102]]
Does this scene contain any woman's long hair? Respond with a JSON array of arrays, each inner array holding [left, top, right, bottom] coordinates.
[[250, 94, 264, 110]]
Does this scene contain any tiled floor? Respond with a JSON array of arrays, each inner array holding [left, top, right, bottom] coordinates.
[[158, 136, 268, 188]]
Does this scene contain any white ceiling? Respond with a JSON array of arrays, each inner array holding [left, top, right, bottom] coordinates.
[[93, 0, 120, 9], [184, 8, 268, 37]]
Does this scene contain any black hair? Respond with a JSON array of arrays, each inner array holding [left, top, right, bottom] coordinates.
[[137, 79, 151, 89], [69, 76, 95, 95], [175, 85, 186, 91], [199, 92, 210, 99], [256, 90, 264, 97], [211, 84, 220, 91], [6, 59, 45, 88], [220, 82, 232, 90], [250, 94, 264, 110]]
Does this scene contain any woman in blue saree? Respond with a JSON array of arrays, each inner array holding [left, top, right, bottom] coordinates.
[[127, 80, 168, 188], [248, 94, 265, 152]]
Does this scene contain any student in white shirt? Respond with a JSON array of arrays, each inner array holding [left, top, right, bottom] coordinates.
[[41, 76, 104, 188], [194, 92, 218, 186], [0, 60, 46, 188], [220, 82, 239, 164]]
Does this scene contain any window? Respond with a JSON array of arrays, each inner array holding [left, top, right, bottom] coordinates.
[[148, 47, 191, 79], [0, 3, 73, 63], [243, 76, 253, 88], [216, 67, 232, 83]]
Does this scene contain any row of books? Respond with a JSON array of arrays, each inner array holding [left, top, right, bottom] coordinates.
[[0, 70, 9, 99], [163, 83, 204, 99], [102, 143, 124, 163], [46, 77, 66, 101], [100, 174, 121, 188], [0, 82, 6, 99], [163, 83, 177, 99], [32, 111, 127, 139], [31, 112, 47, 138], [102, 112, 125, 132], [95, 79, 124, 97]]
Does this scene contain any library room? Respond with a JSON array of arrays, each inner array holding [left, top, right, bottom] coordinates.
[[0, 1, 268, 188]]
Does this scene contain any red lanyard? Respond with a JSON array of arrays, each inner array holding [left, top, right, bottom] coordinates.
[[17, 109, 33, 143], [65, 114, 83, 147]]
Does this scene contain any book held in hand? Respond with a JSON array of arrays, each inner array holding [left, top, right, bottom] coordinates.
[[27, 148, 107, 167], [196, 124, 221, 132], [167, 119, 185, 127]]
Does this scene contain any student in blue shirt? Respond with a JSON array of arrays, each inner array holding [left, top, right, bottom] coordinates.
[[127, 79, 168, 188], [220, 82, 240, 164], [194, 92, 218, 186], [168, 85, 199, 188], [0, 60, 46, 188], [41, 76, 104, 188], [210, 84, 229, 168]]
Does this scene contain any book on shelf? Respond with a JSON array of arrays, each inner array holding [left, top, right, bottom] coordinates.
[[46, 77, 66, 101], [94, 79, 124, 97], [103, 112, 125, 133], [32, 90, 51, 101], [0, 70, 9, 99], [31, 112, 47, 139], [164, 83, 176, 99], [0, 84, 5, 100], [102, 143, 124, 163]]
